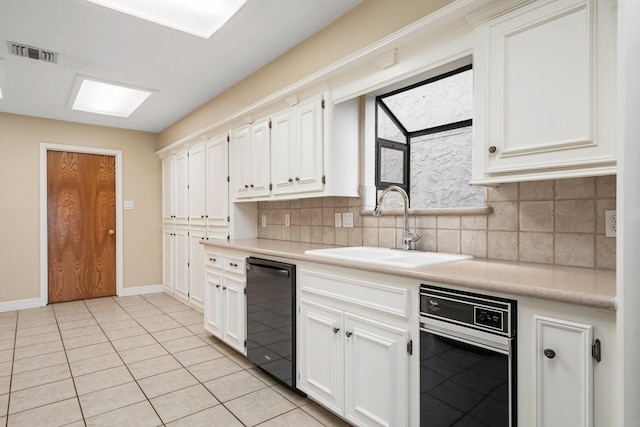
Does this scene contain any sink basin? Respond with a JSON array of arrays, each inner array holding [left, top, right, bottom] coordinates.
[[304, 246, 472, 268]]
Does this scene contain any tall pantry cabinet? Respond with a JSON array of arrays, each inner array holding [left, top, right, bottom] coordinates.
[[162, 133, 253, 311]]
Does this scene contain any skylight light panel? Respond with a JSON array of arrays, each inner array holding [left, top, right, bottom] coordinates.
[[84, 0, 247, 39], [72, 79, 152, 118]]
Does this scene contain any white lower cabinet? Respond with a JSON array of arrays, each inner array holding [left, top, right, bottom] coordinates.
[[298, 267, 413, 427], [204, 249, 247, 355], [163, 225, 189, 301], [187, 227, 206, 309], [535, 315, 594, 427]]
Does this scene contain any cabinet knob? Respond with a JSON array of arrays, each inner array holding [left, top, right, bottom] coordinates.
[[250, 184, 254, 188], [201, 215, 204, 218], [543, 348, 556, 359], [333, 327, 340, 334], [288, 178, 293, 183], [295, 177, 300, 182], [244, 185, 249, 189], [209, 258, 216, 262], [222, 287, 227, 291], [488, 145, 497, 154], [345, 331, 352, 337], [216, 284, 220, 288]]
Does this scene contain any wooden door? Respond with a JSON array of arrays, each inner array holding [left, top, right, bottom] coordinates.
[[48, 151, 116, 303]]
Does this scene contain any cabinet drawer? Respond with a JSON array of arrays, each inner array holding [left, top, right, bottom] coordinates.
[[224, 255, 246, 275], [205, 250, 223, 269]]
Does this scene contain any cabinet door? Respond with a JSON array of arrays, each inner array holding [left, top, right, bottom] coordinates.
[[536, 316, 593, 427], [162, 157, 175, 221], [473, 0, 616, 183], [344, 313, 410, 427], [188, 142, 206, 227], [205, 134, 229, 237], [174, 150, 189, 224], [204, 270, 223, 338], [188, 227, 206, 309], [231, 126, 251, 199], [250, 118, 272, 198], [162, 227, 175, 293], [173, 227, 190, 303], [271, 109, 295, 195], [223, 275, 246, 354], [294, 95, 324, 193], [298, 299, 344, 414]]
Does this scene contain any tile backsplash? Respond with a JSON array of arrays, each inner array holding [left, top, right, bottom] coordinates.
[[257, 176, 616, 270]]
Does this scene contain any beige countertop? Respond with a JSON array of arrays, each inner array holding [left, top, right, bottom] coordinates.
[[201, 238, 617, 311]]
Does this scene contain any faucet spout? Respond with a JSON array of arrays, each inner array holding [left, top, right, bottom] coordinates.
[[374, 185, 420, 250]]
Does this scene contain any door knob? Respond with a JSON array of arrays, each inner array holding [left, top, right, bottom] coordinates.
[[108, 229, 115, 235]]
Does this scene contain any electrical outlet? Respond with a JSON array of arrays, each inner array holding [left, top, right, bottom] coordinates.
[[342, 212, 354, 228], [605, 210, 617, 237], [335, 213, 342, 228], [284, 214, 290, 227], [261, 214, 267, 228]]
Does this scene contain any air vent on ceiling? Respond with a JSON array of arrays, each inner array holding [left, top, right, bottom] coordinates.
[[7, 42, 57, 63]]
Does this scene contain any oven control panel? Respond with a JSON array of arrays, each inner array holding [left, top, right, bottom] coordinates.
[[420, 284, 515, 337], [475, 307, 504, 331]]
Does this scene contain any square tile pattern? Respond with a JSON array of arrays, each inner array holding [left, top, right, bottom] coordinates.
[[0, 294, 350, 426]]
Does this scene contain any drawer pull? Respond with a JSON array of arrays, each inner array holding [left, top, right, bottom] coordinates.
[[229, 262, 238, 268], [543, 348, 556, 359]]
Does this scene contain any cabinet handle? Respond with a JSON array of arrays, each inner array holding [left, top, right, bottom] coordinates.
[[543, 348, 556, 359], [333, 327, 340, 334], [488, 145, 497, 154], [345, 331, 352, 337]]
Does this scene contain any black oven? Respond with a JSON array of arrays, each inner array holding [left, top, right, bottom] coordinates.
[[420, 284, 517, 426]]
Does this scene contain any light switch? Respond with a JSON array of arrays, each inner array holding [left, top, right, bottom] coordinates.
[[124, 200, 134, 210], [342, 212, 354, 228]]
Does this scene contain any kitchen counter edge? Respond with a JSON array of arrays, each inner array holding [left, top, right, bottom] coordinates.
[[201, 239, 616, 311]]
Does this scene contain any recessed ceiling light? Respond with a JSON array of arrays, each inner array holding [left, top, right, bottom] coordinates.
[[84, 0, 247, 39], [71, 78, 152, 118]]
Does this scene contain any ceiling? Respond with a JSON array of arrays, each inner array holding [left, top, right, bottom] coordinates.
[[0, 0, 362, 133]]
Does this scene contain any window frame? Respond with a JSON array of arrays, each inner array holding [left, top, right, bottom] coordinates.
[[374, 64, 473, 196]]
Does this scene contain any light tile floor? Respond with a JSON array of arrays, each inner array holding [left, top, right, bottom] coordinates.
[[0, 293, 351, 426]]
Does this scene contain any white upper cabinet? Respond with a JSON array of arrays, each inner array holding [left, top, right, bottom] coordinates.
[[173, 150, 189, 224], [271, 95, 325, 196], [472, 0, 617, 184], [188, 142, 206, 227], [205, 133, 229, 239], [231, 117, 271, 200], [162, 149, 189, 225]]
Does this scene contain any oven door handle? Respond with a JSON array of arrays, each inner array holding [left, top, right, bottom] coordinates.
[[421, 326, 511, 356]]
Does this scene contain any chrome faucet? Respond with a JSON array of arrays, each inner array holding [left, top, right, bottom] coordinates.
[[373, 185, 421, 250]]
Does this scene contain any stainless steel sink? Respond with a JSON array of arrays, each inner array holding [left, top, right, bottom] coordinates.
[[304, 246, 472, 268]]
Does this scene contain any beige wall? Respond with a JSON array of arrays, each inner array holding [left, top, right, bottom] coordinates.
[[0, 112, 161, 303], [158, 0, 453, 148]]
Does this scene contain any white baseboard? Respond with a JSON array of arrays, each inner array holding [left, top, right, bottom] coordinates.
[[0, 298, 42, 313], [119, 284, 164, 297]]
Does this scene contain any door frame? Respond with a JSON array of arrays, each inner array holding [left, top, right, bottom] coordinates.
[[39, 143, 124, 306]]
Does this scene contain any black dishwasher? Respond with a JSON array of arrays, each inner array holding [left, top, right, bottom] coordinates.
[[246, 257, 301, 393]]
